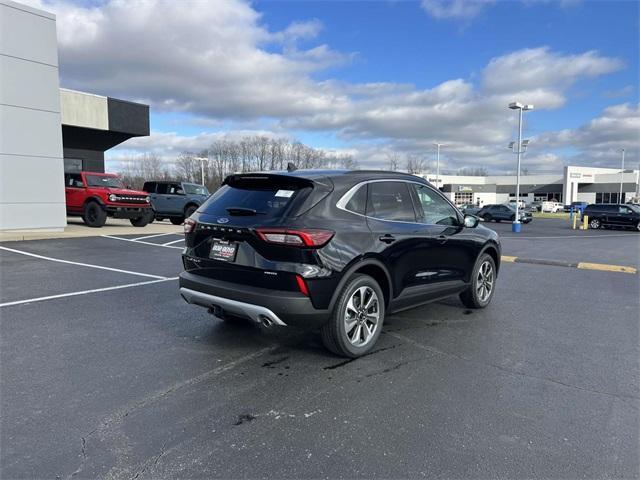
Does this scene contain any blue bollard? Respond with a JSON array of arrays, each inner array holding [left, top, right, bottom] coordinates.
[[512, 222, 522, 233]]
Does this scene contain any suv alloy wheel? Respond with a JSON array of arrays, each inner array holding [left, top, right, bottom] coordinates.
[[589, 218, 601, 229], [320, 274, 385, 358], [460, 253, 496, 308]]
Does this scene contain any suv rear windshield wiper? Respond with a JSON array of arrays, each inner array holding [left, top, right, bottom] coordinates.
[[225, 207, 265, 216]]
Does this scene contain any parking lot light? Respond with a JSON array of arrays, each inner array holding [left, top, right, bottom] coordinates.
[[433, 142, 445, 190], [508, 102, 534, 233], [619, 148, 625, 203]]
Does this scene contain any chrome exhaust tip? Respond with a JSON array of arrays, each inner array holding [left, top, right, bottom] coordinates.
[[259, 315, 274, 328]]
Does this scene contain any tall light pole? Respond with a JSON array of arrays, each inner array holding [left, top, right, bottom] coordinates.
[[508, 102, 534, 233], [619, 148, 625, 203], [194, 155, 209, 186], [433, 142, 445, 190]]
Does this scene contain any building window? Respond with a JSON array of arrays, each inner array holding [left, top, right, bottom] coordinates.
[[596, 193, 620, 204], [64, 158, 83, 173], [454, 192, 473, 205]]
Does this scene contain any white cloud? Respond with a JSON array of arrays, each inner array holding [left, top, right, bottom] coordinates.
[[26, 0, 635, 173], [482, 47, 623, 95], [420, 0, 495, 19], [536, 103, 640, 166]]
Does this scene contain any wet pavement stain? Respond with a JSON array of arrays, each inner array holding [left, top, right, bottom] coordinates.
[[234, 413, 256, 426], [262, 356, 290, 368]]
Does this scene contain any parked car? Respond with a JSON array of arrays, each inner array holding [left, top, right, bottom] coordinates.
[[179, 170, 501, 357], [477, 204, 533, 223], [508, 199, 526, 210], [541, 201, 564, 213], [563, 201, 588, 213], [143, 181, 210, 225], [459, 203, 482, 216], [64, 171, 153, 228], [528, 201, 542, 212], [582, 203, 640, 231]]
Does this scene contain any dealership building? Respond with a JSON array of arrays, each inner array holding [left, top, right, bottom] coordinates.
[[0, 0, 149, 231], [423, 165, 640, 207]]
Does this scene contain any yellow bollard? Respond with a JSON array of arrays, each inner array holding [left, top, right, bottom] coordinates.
[[582, 215, 589, 230], [573, 214, 578, 230]]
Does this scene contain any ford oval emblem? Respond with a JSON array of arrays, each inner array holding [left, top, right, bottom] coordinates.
[[217, 217, 229, 224]]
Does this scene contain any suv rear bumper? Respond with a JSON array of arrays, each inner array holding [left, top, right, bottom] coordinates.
[[179, 271, 330, 328]]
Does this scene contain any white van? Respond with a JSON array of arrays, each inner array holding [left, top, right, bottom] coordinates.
[[541, 201, 564, 213]]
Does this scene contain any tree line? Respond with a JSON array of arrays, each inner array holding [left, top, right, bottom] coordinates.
[[115, 136, 490, 191], [116, 136, 357, 191]]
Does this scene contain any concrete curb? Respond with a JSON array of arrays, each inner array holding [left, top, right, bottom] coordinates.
[[501, 256, 637, 274]]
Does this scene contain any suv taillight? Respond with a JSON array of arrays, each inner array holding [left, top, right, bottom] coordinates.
[[184, 218, 196, 234], [255, 228, 334, 247]]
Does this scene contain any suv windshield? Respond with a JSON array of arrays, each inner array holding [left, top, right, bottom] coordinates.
[[183, 184, 209, 195], [200, 184, 303, 218], [86, 175, 124, 189]]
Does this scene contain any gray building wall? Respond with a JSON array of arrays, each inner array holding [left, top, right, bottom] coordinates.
[[0, 0, 66, 230]]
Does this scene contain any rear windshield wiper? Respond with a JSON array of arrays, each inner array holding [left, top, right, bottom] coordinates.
[[225, 207, 265, 216]]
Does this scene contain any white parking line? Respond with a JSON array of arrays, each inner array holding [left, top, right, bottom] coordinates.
[[0, 246, 166, 279], [162, 238, 185, 246], [101, 235, 183, 249], [131, 232, 182, 241], [0, 277, 179, 308], [502, 234, 634, 239]]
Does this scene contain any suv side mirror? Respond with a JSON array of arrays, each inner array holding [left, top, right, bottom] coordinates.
[[463, 215, 479, 228], [176, 189, 185, 195]]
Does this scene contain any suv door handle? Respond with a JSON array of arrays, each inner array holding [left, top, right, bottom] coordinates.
[[378, 234, 396, 244]]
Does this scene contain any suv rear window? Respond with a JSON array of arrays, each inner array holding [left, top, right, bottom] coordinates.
[[200, 181, 305, 219]]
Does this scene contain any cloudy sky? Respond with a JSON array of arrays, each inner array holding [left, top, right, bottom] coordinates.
[[30, 0, 640, 173]]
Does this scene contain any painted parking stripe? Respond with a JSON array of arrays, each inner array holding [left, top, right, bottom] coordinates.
[[131, 232, 182, 241], [577, 262, 638, 274], [0, 277, 178, 308], [101, 235, 183, 249], [503, 234, 634, 239], [501, 255, 637, 274], [0, 246, 167, 279], [162, 238, 185, 246]]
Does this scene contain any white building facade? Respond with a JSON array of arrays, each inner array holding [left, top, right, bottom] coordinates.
[[422, 165, 640, 207]]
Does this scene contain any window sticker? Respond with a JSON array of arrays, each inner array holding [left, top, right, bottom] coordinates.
[[275, 190, 294, 198]]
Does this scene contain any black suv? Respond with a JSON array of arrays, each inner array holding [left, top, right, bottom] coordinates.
[[583, 203, 640, 231], [179, 170, 501, 357], [477, 204, 533, 223]]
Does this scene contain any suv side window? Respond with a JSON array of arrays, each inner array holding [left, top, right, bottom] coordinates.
[[168, 183, 183, 195], [65, 173, 83, 188], [619, 206, 632, 214], [366, 182, 416, 222], [344, 184, 368, 215], [156, 183, 169, 194], [410, 184, 459, 225], [143, 182, 156, 193]]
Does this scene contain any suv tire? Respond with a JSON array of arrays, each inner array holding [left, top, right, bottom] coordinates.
[[185, 205, 197, 219], [130, 210, 153, 227], [320, 274, 385, 358], [589, 218, 601, 229], [170, 217, 184, 225], [460, 253, 496, 309], [484, 214, 493, 222], [82, 201, 107, 228]]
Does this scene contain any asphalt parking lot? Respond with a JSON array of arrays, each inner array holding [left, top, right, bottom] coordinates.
[[1, 219, 638, 479]]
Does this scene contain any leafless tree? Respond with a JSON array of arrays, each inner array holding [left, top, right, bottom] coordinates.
[[112, 136, 358, 192], [386, 152, 401, 171], [405, 154, 426, 174]]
